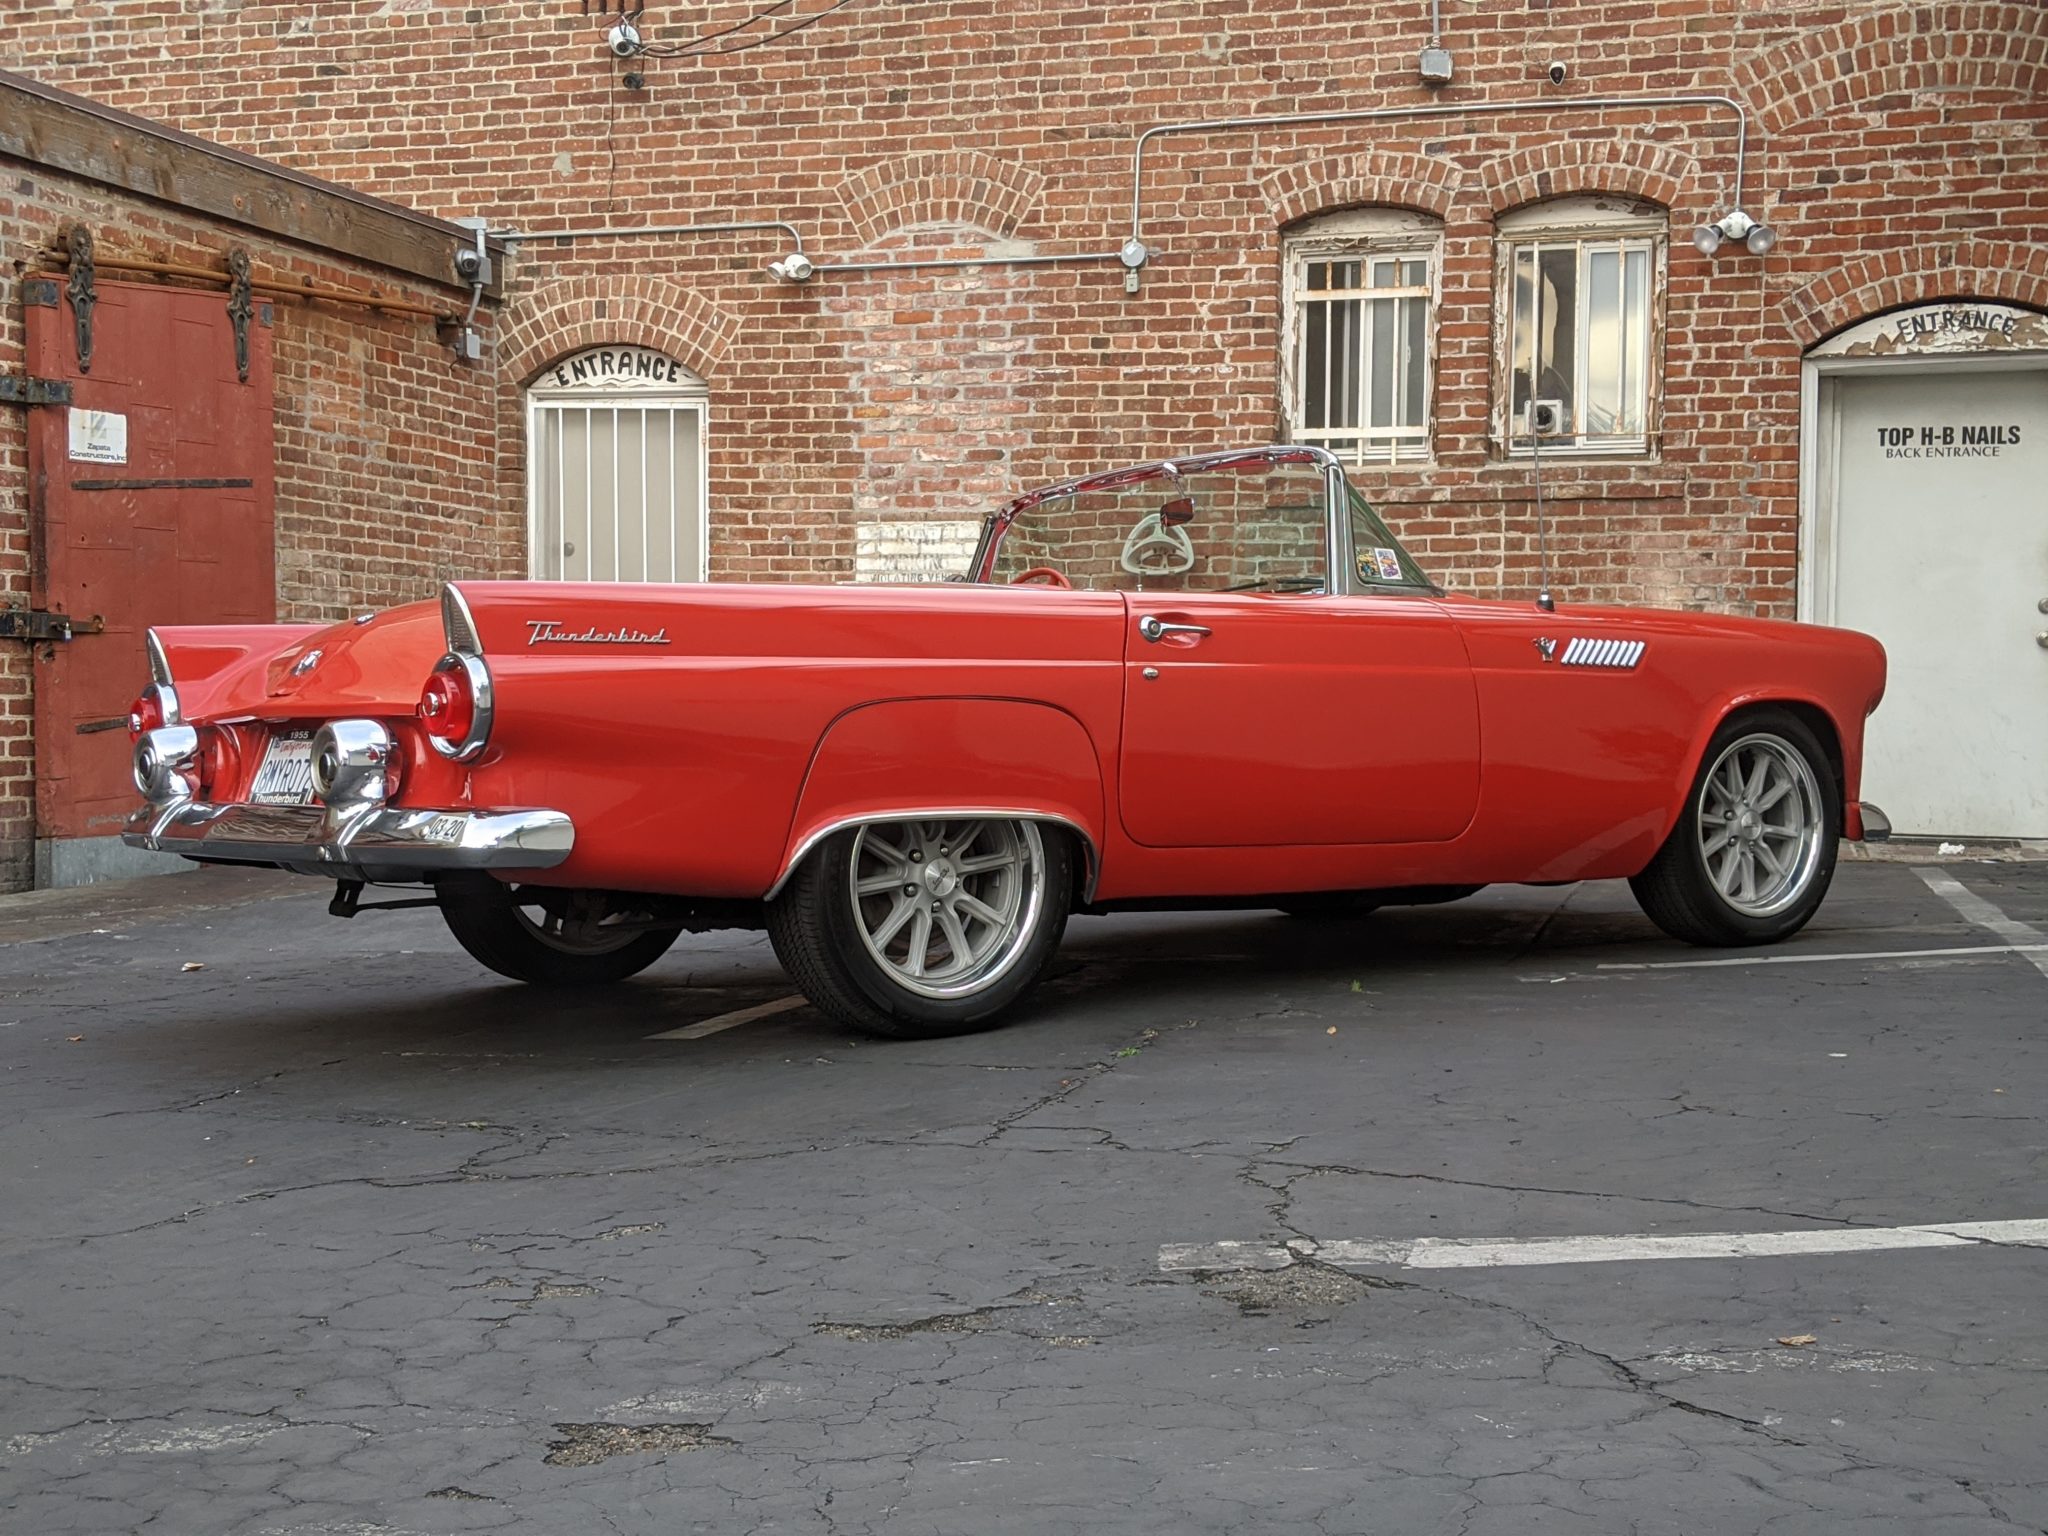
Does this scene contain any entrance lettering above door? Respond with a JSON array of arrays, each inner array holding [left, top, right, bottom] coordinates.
[[1811, 302, 2048, 360], [540, 346, 692, 393]]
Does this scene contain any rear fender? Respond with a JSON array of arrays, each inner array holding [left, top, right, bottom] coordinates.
[[774, 699, 1108, 899], [147, 623, 326, 718]]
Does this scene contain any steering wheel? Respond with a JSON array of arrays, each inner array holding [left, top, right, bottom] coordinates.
[[1009, 566, 1072, 589]]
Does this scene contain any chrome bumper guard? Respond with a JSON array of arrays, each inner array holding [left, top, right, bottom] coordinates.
[[122, 799, 574, 878], [1854, 801, 1892, 843]]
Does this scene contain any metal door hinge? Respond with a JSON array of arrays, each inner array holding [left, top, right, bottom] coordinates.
[[66, 225, 96, 374], [0, 609, 104, 642], [0, 375, 74, 406]]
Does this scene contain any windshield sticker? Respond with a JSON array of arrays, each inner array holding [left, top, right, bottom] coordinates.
[[1369, 547, 1404, 582]]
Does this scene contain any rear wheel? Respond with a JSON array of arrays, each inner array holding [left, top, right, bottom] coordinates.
[[1630, 709, 1840, 946], [767, 817, 1074, 1038], [437, 878, 683, 985]]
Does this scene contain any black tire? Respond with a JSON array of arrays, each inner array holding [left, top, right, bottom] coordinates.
[[437, 878, 683, 985], [1629, 708, 1841, 947], [767, 818, 1075, 1039]]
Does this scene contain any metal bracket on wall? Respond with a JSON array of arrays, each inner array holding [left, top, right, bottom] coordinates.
[[0, 375, 74, 407], [65, 225, 96, 374], [226, 248, 254, 382], [0, 609, 104, 643]]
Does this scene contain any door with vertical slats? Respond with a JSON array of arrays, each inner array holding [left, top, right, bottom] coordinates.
[[526, 347, 707, 583]]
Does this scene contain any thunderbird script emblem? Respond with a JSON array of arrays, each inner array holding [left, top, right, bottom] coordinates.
[[525, 619, 671, 647]]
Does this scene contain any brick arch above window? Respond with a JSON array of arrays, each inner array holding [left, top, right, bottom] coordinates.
[[835, 149, 1046, 246], [497, 275, 738, 388], [1259, 150, 1462, 227], [1779, 240, 2048, 350], [1475, 139, 1697, 219], [1734, 2, 2048, 136]]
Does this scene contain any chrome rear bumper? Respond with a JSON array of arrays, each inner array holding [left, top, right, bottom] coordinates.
[[123, 799, 574, 879]]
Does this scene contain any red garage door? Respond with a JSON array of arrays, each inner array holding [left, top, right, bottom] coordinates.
[[23, 275, 275, 883]]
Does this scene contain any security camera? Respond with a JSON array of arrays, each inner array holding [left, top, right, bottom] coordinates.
[[1547, 62, 1567, 86], [453, 247, 485, 281], [607, 19, 642, 57]]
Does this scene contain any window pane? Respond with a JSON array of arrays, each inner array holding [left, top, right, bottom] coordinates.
[[1623, 247, 1649, 435], [1368, 297, 1395, 429], [1333, 299, 1360, 429], [1511, 245, 1537, 423], [1303, 303, 1328, 429], [532, 411, 562, 580], [1585, 248, 1621, 435], [1306, 261, 1329, 293], [1369, 258, 1398, 289], [1536, 247, 1578, 432], [1402, 259, 1426, 287], [1403, 296, 1426, 428]]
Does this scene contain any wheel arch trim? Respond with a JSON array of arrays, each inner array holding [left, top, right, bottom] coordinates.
[[766, 809, 1100, 903]]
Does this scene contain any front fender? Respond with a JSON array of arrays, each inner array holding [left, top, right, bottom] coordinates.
[[775, 698, 1108, 897]]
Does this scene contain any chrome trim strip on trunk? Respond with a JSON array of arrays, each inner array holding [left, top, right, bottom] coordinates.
[[122, 799, 573, 877]]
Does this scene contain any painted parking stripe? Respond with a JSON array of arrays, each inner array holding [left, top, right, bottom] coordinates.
[[1158, 1218, 2048, 1274], [1599, 942, 2048, 971], [646, 995, 809, 1040], [1915, 869, 2048, 983]]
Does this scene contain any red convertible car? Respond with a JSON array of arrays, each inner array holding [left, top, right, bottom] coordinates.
[[124, 446, 1888, 1037]]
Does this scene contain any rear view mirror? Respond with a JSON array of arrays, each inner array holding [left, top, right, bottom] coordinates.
[[1159, 496, 1194, 527]]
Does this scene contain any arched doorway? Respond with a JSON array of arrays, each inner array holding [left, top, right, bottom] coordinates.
[[526, 345, 708, 583], [1800, 303, 2048, 840]]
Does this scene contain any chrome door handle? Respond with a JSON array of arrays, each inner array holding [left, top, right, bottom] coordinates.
[[1138, 615, 1211, 642]]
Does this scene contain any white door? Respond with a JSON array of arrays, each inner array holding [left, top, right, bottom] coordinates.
[[1827, 367, 2048, 838]]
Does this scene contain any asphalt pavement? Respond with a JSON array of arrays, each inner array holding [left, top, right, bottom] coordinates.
[[1, 859, 2044, 1535]]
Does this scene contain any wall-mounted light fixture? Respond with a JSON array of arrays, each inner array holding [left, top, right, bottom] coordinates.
[[1693, 208, 1778, 257], [767, 251, 815, 283]]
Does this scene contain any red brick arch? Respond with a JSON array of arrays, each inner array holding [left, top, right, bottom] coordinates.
[[1476, 138, 1700, 218], [1734, 3, 2048, 137], [496, 274, 738, 387], [835, 149, 1046, 246], [1259, 150, 1463, 226], [1778, 240, 2048, 349]]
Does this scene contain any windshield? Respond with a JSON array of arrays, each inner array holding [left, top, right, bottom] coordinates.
[[983, 456, 1331, 593], [1346, 485, 1436, 592]]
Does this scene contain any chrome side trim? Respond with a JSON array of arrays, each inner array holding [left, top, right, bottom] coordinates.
[[123, 799, 573, 878], [765, 808, 1099, 903], [442, 582, 484, 656]]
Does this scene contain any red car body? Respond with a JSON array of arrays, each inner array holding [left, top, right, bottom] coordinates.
[[124, 446, 1887, 1033]]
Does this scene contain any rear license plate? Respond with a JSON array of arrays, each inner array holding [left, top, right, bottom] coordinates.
[[250, 730, 316, 806]]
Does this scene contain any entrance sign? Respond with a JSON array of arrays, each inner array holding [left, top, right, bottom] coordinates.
[[1811, 302, 2048, 360]]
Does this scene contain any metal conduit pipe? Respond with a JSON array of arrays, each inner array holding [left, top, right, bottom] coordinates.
[[1130, 93, 1749, 246], [464, 92, 1748, 285]]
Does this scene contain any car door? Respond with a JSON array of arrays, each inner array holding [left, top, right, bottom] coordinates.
[[1116, 592, 1482, 848]]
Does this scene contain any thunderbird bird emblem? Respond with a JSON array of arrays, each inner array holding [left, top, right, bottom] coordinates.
[[291, 648, 323, 676], [1533, 636, 1557, 663]]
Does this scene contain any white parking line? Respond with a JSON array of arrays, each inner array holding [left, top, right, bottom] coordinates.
[[1599, 942, 2048, 971], [1158, 1218, 2048, 1274], [646, 995, 809, 1040], [1915, 869, 2048, 982]]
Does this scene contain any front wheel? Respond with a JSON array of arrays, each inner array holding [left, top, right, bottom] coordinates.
[[1629, 710, 1841, 946], [767, 817, 1074, 1039], [437, 878, 683, 985]]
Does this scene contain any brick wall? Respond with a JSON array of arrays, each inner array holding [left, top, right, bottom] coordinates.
[[5, 1, 2048, 882], [0, 168, 502, 888]]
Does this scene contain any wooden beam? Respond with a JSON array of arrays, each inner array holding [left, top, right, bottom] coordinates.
[[0, 70, 502, 297]]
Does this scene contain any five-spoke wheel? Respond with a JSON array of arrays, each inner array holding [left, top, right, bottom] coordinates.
[[769, 816, 1075, 1037], [1630, 709, 1841, 946]]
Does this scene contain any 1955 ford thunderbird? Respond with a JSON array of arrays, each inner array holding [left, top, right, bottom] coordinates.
[[123, 445, 1888, 1037]]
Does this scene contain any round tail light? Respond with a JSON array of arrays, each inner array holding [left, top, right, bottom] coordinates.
[[128, 682, 180, 742], [418, 654, 491, 761]]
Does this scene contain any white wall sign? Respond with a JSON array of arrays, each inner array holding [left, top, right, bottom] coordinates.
[[67, 408, 128, 464], [538, 346, 695, 394], [855, 520, 980, 583]]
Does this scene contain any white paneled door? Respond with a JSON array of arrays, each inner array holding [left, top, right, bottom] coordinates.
[[527, 348, 707, 583]]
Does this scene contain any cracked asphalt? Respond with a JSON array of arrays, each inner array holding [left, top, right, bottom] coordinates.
[[1, 859, 2043, 1534]]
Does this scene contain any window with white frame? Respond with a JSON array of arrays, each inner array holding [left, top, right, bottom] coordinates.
[[527, 346, 709, 583], [1283, 208, 1440, 464], [1499, 196, 1663, 454]]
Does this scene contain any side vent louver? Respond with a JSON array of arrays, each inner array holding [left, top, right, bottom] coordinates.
[[1559, 637, 1646, 670]]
